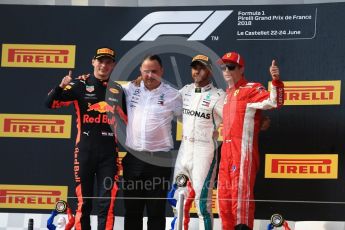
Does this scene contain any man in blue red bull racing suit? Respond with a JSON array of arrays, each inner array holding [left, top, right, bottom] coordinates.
[[45, 47, 127, 230]]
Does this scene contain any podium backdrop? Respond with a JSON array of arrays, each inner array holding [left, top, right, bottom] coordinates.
[[0, 3, 344, 221]]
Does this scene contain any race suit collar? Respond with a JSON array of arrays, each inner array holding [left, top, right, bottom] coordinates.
[[193, 82, 213, 93], [234, 77, 247, 89], [89, 74, 109, 87], [226, 77, 247, 94]]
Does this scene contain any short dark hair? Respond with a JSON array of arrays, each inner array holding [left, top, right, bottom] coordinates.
[[141, 54, 163, 67]]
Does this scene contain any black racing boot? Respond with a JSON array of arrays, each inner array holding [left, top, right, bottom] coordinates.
[[234, 224, 252, 230]]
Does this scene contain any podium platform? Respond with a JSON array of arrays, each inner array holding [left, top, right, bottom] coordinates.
[[1, 213, 345, 230]]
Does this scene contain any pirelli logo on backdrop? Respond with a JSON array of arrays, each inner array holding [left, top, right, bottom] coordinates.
[[0, 185, 68, 209], [1, 44, 76, 68], [265, 154, 338, 179], [268, 81, 341, 105], [176, 121, 183, 140], [0, 114, 71, 138], [190, 189, 218, 214], [176, 121, 224, 141], [117, 152, 127, 176]]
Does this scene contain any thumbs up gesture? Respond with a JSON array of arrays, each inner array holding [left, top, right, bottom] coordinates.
[[59, 70, 73, 88], [269, 60, 280, 81]]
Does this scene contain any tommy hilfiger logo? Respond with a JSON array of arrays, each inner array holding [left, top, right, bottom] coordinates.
[[158, 93, 165, 105], [202, 92, 211, 107]]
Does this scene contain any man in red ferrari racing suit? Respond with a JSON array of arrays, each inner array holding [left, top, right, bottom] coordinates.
[[217, 52, 284, 230]]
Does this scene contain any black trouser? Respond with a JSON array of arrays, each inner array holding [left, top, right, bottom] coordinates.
[[74, 132, 118, 230], [122, 152, 172, 230]]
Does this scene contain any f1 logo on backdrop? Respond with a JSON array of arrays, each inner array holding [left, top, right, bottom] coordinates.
[[121, 10, 233, 41]]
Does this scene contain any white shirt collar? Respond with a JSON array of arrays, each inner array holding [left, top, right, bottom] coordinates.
[[141, 80, 163, 93]]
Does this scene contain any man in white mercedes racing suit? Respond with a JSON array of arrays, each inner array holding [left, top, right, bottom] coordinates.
[[168, 54, 225, 230]]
